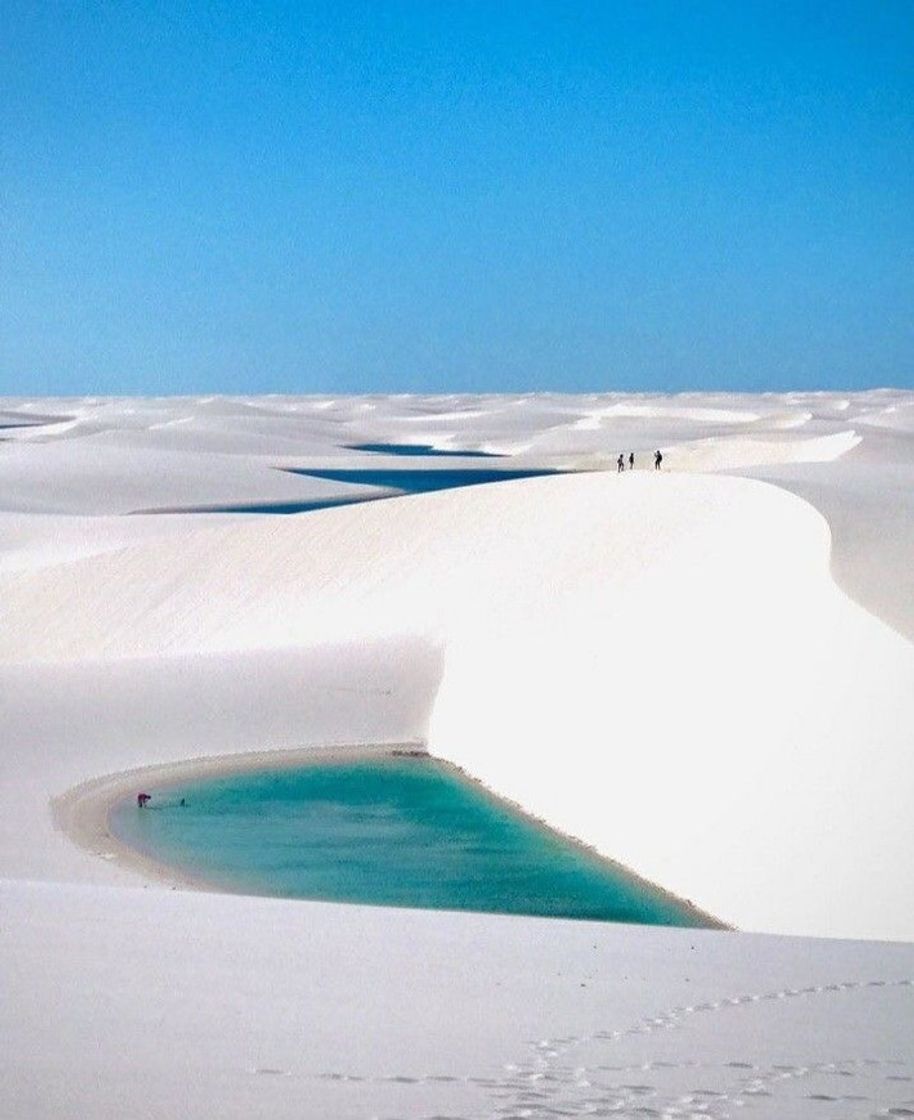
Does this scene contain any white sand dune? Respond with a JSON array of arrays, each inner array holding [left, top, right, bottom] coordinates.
[[5, 878, 914, 1120], [0, 439, 371, 515], [574, 402, 761, 428], [748, 458, 914, 645], [3, 467, 911, 939], [668, 428, 861, 471], [2, 390, 914, 1118]]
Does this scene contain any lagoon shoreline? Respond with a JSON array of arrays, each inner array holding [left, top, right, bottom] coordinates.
[[52, 742, 415, 893], [54, 740, 724, 928]]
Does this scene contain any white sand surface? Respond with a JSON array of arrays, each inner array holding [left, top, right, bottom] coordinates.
[[2, 390, 913, 1117], [4, 879, 914, 1120]]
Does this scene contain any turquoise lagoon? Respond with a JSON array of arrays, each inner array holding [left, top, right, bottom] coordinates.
[[111, 756, 708, 927]]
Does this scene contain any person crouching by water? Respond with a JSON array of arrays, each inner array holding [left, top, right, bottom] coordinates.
[[654, 449, 663, 470], [617, 453, 625, 473], [137, 792, 151, 808]]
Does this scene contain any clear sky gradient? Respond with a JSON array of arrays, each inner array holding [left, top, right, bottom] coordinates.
[[2, 2, 912, 395]]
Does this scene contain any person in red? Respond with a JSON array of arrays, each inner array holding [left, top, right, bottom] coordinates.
[[137, 792, 151, 808]]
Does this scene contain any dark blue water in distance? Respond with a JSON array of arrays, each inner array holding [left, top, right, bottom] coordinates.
[[283, 466, 560, 497], [110, 757, 707, 927], [143, 466, 566, 515], [164, 497, 385, 515], [348, 442, 504, 458]]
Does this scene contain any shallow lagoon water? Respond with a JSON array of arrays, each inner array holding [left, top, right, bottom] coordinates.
[[111, 757, 707, 927]]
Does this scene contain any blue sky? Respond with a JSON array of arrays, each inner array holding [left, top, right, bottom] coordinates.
[[2, 1, 912, 395]]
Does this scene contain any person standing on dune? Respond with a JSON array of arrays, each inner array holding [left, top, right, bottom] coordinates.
[[628, 452, 634, 470], [654, 450, 663, 470], [617, 453, 625, 472]]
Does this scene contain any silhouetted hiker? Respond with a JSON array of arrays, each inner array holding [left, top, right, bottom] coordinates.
[[617, 453, 625, 473], [628, 452, 634, 470], [137, 792, 151, 808], [654, 450, 663, 470]]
